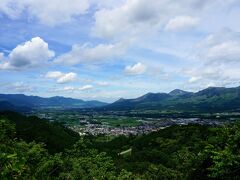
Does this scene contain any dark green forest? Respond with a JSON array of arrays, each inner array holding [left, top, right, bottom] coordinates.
[[1, 112, 240, 179]]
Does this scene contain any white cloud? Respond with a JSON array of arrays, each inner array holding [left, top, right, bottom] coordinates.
[[45, 71, 77, 84], [45, 71, 63, 79], [164, 15, 199, 32], [125, 62, 146, 75], [57, 73, 77, 84], [0, 0, 90, 26], [79, 85, 93, 91], [0, 37, 54, 70], [54, 42, 127, 65]]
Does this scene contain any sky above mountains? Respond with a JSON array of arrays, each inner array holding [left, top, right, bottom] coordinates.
[[0, 0, 240, 102]]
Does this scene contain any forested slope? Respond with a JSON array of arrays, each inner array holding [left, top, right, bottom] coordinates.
[[1, 112, 240, 179]]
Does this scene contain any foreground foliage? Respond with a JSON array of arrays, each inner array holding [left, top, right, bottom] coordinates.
[[1, 112, 240, 179]]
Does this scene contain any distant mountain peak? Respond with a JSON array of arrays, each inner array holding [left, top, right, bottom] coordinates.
[[135, 92, 170, 102], [115, 98, 126, 102], [197, 86, 225, 93], [169, 89, 190, 96]]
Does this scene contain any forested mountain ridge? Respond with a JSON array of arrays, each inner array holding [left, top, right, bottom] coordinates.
[[0, 94, 108, 110], [1, 86, 240, 113], [105, 86, 240, 112]]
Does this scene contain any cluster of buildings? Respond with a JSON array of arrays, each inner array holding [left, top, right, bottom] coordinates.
[[68, 124, 162, 136], [67, 117, 224, 136]]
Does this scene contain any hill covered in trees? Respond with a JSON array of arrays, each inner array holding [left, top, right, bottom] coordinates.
[[0, 111, 79, 153], [1, 112, 240, 179]]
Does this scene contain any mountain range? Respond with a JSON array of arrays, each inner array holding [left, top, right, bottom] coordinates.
[[1, 86, 240, 113], [0, 94, 107, 111], [104, 86, 240, 112]]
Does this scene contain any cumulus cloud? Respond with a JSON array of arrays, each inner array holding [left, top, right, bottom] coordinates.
[[125, 62, 146, 75], [45, 71, 77, 84], [0, 0, 90, 26], [164, 15, 199, 32], [0, 37, 54, 70], [54, 42, 127, 65]]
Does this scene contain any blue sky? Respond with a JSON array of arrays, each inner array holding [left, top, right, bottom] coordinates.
[[0, 0, 240, 102]]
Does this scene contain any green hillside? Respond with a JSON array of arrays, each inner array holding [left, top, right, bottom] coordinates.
[[0, 111, 79, 153]]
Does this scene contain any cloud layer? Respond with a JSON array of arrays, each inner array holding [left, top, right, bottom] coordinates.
[[0, 0, 90, 26], [186, 29, 240, 88], [54, 42, 128, 65], [92, 0, 217, 40]]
